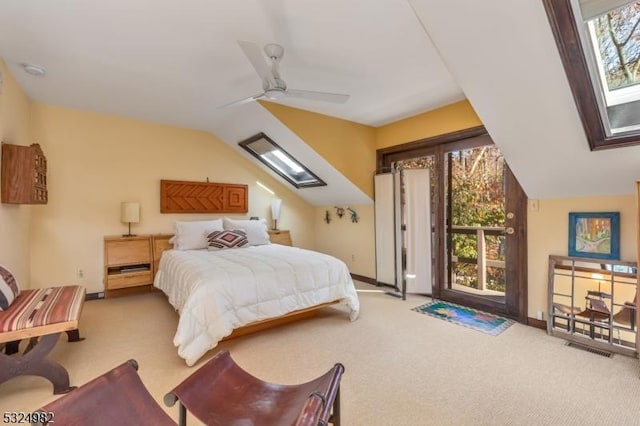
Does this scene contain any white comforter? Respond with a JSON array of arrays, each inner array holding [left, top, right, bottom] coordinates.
[[154, 244, 360, 366]]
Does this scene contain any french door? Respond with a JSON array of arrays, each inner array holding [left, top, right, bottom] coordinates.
[[438, 140, 527, 321], [377, 126, 527, 322]]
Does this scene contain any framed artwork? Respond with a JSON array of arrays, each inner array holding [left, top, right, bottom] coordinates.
[[568, 212, 620, 260]]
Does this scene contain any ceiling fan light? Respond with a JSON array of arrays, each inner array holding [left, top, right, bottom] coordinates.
[[264, 88, 285, 100], [21, 63, 46, 77]]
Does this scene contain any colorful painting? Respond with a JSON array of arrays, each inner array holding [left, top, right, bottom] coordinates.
[[568, 212, 620, 260]]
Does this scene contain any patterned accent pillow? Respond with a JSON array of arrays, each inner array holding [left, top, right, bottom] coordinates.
[[0, 265, 20, 311], [207, 229, 249, 251]]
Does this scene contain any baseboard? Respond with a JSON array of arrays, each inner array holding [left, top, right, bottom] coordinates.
[[350, 274, 377, 285], [527, 317, 546, 330], [86, 292, 105, 301]]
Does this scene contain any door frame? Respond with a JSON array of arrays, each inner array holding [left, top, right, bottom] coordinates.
[[377, 126, 528, 323]]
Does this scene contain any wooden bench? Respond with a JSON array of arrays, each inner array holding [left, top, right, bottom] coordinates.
[[0, 285, 85, 394]]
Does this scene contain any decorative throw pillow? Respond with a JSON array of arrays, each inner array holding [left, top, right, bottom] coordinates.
[[0, 265, 20, 311], [173, 219, 224, 250], [207, 229, 249, 250], [223, 218, 270, 246]]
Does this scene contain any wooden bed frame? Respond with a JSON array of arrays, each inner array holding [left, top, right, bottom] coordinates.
[[151, 234, 340, 342]]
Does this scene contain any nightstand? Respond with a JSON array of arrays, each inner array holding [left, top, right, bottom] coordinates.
[[268, 229, 292, 246], [104, 235, 154, 297]]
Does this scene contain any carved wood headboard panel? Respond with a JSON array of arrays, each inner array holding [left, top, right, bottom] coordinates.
[[160, 179, 248, 213]]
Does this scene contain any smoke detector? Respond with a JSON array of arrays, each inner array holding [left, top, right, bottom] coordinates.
[[21, 63, 46, 77]]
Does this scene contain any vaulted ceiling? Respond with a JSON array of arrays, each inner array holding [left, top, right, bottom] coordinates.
[[2, 0, 640, 204]]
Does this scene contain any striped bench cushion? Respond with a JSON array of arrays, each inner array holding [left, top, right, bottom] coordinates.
[[0, 286, 85, 333]]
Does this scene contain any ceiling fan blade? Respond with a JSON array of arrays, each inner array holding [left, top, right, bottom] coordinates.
[[217, 93, 265, 109], [285, 89, 350, 103], [237, 40, 276, 87]]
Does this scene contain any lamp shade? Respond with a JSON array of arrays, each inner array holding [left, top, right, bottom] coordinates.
[[120, 202, 140, 224], [271, 198, 282, 221]]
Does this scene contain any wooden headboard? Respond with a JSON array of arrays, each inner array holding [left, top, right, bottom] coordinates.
[[152, 234, 174, 273], [160, 179, 248, 213]]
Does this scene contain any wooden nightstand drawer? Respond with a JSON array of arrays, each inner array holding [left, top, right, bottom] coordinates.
[[104, 235, 154, 297], [268, 230, 292, 246], [107, 271, 153, 290], [105, 238, 152, 265]]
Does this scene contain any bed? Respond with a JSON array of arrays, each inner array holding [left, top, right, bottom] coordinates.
[[154, 235, 360, 366]]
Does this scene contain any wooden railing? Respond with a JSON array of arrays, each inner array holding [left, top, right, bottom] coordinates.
[[450, 225, 505, 292]]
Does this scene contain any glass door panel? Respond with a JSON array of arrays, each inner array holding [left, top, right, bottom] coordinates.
[[445, 145, 506, 301]]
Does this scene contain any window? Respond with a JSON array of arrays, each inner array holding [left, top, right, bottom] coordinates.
[[544, 0, 640, 149], [239, 133, 326, 188]]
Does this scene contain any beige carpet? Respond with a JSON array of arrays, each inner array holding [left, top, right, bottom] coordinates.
[[1, 283, 639, 425]]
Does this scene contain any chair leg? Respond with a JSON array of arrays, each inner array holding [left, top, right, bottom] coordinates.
[[331, 386, 341, 426], [0, 333, 75, 394], [4, 340, 20, 355], [65, 329, 85, 343], [178, 403, 187, 426]]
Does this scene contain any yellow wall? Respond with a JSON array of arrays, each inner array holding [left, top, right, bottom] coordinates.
[[261, 100, 481, 281], [314, 205, 375, 277], [376, 100, 482, 149], [282, 98, 638, 322], [0, 60, 33, 287], [29, 104, 316, 293], [528, 195, 637, 318], [259, 100, 377, 198], [7, 65, 633, 323]]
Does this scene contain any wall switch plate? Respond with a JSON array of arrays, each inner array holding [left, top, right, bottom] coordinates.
[[529, 199, 540, 212]]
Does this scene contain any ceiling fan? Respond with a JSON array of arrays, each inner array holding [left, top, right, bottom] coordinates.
[[219, 40, 350, 109]]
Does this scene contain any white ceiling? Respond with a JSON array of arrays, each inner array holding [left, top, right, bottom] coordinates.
[[1, 0, 639, 203], [410, 0, 640, 199]]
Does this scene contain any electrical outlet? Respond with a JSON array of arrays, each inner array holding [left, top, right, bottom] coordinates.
[[77, 269, 84, 279], [536, 310, 544, 321], [351, 254, 356, 262]]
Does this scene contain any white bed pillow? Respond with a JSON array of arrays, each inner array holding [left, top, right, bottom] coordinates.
[[173, 219, 224, 250], [223, 217, 270, 246]]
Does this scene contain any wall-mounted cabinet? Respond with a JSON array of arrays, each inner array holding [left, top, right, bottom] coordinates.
[[1, 143, 48, 204], [548, 255, 637, 357]]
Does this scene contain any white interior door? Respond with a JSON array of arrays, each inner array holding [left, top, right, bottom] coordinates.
[[374, 173, 396, 286]]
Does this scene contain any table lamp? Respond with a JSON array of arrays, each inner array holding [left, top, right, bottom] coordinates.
[[121, 202, 140, 237]]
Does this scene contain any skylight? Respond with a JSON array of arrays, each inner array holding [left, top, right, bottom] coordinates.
[[544, 0, 640, 149], [581, 1, 640, 134], [239, 133, 326, 189]]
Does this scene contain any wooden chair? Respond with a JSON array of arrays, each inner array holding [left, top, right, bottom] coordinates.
[[164, 350, 344, 426], [32, 359, 176, 426], [575, 291, 612, 339], [0, 285, 85, 394]]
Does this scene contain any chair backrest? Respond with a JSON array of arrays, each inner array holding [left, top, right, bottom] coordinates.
[[165, 350, 344, 426], [33, 359, 176, 426]]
